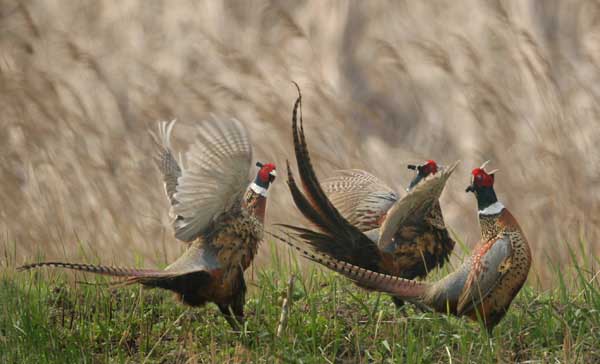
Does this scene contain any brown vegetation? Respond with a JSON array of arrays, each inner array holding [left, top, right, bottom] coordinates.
[[1, 1, 599, 287]]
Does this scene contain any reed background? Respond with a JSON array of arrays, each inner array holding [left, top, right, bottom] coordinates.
[[1, 0, 599, 288]]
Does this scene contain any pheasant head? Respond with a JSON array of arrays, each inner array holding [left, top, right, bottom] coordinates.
[[406, 159, 438, 191], [466, 161, 501, 214], [250, 162, 277, 196]]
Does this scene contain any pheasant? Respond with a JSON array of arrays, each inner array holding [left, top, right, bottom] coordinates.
[[18, 118, 276, 330], [277, 161, 531, 332], [280, 86, 457, 307], [321, 161, 456, 282]]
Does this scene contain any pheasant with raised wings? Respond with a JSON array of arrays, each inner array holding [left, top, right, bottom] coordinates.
[[321, 160, 456, 284], [19, 118, 276, 330], [280, 87, 457, 307], [279, 162, 531, 332]]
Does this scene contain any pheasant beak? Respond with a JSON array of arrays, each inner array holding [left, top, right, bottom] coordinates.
[[406, 164, 426, 191], [466, 175, 475, 193], [269, 169, 277, 183], [408, 173, 424, 191]]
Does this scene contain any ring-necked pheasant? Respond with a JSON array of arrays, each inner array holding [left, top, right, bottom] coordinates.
[[277, 161, 531, 332], [280, 86, 457, 307], [18, 118, 276, 330]]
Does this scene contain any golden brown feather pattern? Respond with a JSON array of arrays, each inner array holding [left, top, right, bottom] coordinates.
[[280, 85, 457, 307], [19, 117, 275, 330], [278, 164, 531, 332]]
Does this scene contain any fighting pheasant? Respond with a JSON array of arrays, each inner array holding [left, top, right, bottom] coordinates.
[[19, 118, 276, 330], [280, 87, 457, 307], [278, 161, 531, 332], [321, 160, 456, 281]]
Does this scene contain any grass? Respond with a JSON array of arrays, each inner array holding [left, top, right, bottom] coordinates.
[[1, 243, 599, 363]]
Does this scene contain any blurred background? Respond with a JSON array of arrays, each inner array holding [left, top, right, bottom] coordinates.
[[1, 1, 598, 288]]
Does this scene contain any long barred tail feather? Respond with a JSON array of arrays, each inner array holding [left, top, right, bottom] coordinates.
[[285, 84, 383, 271], [266, 229, 429, 300], [17, 262, 170, 279], [290, 84, 352, 232]]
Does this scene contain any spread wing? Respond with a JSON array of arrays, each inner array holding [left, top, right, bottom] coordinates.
[[377, 161, 459, 251], [321, 169, 400, 231], [172, 117, 252, 242], [152, 120, 183, 207], [457, 234, 513, 315]]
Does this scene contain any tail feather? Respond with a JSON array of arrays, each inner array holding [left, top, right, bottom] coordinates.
[[267, 229, 429, 300], [17, 262, 171, 278], [286, 85, 383, 271], [285, 161, 331, 232], [290, 86, 349, 230], [19, 261, 215, 307]]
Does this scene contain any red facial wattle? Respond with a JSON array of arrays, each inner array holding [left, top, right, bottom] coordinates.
[[257, 163, 277, 184], [422, 160, 438, 176], [471, 168, 494, 187]]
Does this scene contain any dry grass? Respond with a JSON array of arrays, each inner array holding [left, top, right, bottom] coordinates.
[[1, 0, 599, 287]]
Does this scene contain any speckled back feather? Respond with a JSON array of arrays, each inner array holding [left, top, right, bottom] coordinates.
[[321, 169, 400, 231]]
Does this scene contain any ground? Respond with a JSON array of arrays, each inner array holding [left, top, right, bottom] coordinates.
[[1, 244, 598, 363]]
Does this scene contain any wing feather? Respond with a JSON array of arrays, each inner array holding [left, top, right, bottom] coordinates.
[[172, 117, 252, 242], [321, 169, 400, 231], [378, 161, 459, 251], [151, 120, 182, 207], [456, 234, 513, 315]]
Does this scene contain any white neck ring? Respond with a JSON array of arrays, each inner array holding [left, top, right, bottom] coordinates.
[[250, 182, 268, 197], [479, 201, 504, 215]]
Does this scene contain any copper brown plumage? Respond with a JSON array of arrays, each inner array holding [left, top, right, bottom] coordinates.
[[322, 166, 456, 282], [279, 85, 457, 307], [276, 162, 531, 332], [18, 118, 276, 330]]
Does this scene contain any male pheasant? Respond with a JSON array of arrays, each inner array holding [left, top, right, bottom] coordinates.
[[278, 161, 531, 332], [280, 87, 457, 307], [19, 118, 276, 330], [321, 160, 456, 283]]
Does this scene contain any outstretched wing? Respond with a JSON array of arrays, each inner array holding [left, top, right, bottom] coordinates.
[[321, 169, 400, 231], [172, 117, 252, 242], [151, 120, 182, 207], [279, 87, 384, 272], [378, 161, 458, 251], [456, 234, 513, 315]]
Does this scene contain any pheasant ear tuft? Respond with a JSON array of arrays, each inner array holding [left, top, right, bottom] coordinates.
[[487, 169, 499, 176]]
